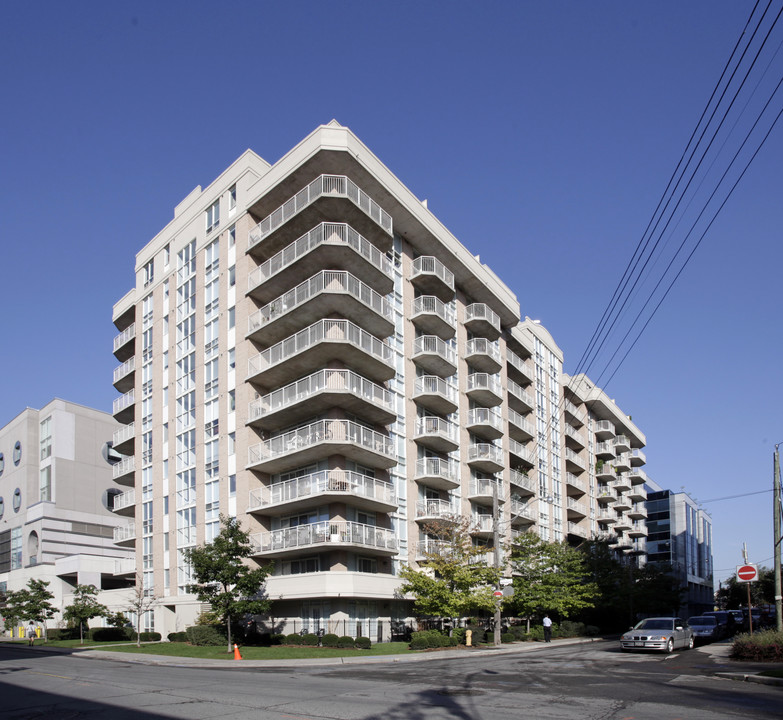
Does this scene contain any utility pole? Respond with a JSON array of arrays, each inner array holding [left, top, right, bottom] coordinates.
[[774, 444, 782, 632], [493, 482, 501, 647]]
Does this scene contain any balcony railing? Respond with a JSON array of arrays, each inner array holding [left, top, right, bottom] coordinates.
[[509, 469, 535, 493], [469, 477, 502, 500], [113, 357, 136, 384], [563, 400, 586, 425], [248, 368, 393, 423], [472, 515, 494, 533], [112, 455, 135, 480], [113, 323, 136, 353], [466, 372, 502, 397], [248, 222, 392, 294], [248, 270, 392, 336], [412, 295, 456, 326], [507, 379, 535, 408], [415, 416, 458, 445], [248, 419, 394, 467], [251, 521, 397, 554], [510, 499, 534, 521], [567, 521, 588, 538], [113, 522, 136, 543], [468, 443, 504, 467], [566, 498, 588, 515], [416, 499, 457, 520], [411, 256, 455, 290], [112, 422, 135, 447], [509, 439, 534, 465], [111, 489, 136, 512], [464, 303, 501, 333], [466, 338, 501, 364], [565, 472, 587, 493], [112, 389, 135, 416], [412, 335, 457, 369], [414, 457, 458, 485], [565, 449, 585, 470], [249, 470, 395, 509], [467, 407, 502, 433], [565, 426, 586, 447], [595, 420, 615, 437], [508, 409, 534, 437], [247, 319, 392, 379], [114, 558, 136, 575], [248, 175, 392, 249], [507, 350, 532, 379]]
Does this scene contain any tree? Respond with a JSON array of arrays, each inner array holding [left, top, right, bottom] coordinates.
[[126, 575, 158, 647], [184, 515, 272, 652], [1, 589, 25, 637], [716, 566, 774, 609], [20, 579, 57, 642], [507, 532, 598, 629], [63, 584, 109, 644], [398, 515, 501, 627]]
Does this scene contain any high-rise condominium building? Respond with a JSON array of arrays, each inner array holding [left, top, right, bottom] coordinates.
[[111, 121, 649, 639]]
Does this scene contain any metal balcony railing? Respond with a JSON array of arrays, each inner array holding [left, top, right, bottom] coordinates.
[[412, 295, 456, 326], [112, 456, 135, 480], [251, 521, 397, 554], [112, 422, 135, 447], [416, 499, 456, 519], [414, 457, 458, 484], [113, 323, 135, 353], [411, 256, 455, 289], [464, 303, 500, 332], [466, 338, 501, 364], [113, 389, 135, 416], [113, 357, 136, 384]]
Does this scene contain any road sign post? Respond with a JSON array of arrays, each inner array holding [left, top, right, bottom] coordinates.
[[737, 564, 758, 635]]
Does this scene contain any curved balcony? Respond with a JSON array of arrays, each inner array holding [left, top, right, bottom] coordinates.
[[414, 416, 458, 453], [411, 296, 456, 340], [510, 500, 535, 525], [465, 338, 502, 374], [112, 357, 136, 393], [467, 443, 504, 473], [614, 454, 631, 473], [509, 439, 534, 467], [596, 487, 616, 505], [111, 489, 136, 516], [509, 469, 535, 495], [595, 463, 616, 480], [507, 379, 534, 412], [628, 467, 649, 486], [508, 409, 534, 442], [414, 457, 459, 491], [247, 319, 395, 388], [250, 521, 397, 559], [628, 522, 648, 538], [410, 256, 455, 301], [112, 389, 135, 424], [627, 502, 647, 519], [247, 222, 393, 303], [465, 373, 502, 407], [112, 323, 136, 361], [247, 470, 396, 516], [468, 478, 502, 504], [614, 517, 632, 532], [413, 376, 458, 416], [411, 335, 457, 377], [597, 511, 618, 525], [613, 474, 632, 493], [594, 420, 615, 440], [466, 407, 503, 441], [113, 521, 136, 547], [247, 368, 395, 430], [112, 422, 135, 455], [613, 494, 631, 511], [507, 350, 534, 384], [247, 419, 396, 475], [470, 515, 494, 538], [613, 435, 631, 454], [464, 303, 501, 340], [631, 448, 647, 467], [248, 175, 393, 258], [628, 485, 647, 503], [112, 455, 135, 486], [595, 441, 615, 459], [416, 499, 457, 523], [247, 270, 394, 345]]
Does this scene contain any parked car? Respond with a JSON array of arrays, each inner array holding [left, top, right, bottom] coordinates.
[[702, 610, 734, 638], [728, 610, 743, 628], [687, 616, 720, 644], [620, 617, 694, 653]]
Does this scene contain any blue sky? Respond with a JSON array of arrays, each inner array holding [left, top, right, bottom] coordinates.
[[2, 1, 781, 587]]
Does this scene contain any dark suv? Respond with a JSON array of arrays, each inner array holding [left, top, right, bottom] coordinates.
[[702, 611, 735, 638]]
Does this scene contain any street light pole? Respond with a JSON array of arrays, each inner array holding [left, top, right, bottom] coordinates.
[[774, 444, 782, 632], [493, 482, 501, 647]]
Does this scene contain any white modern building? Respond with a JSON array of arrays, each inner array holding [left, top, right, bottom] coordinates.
[[111, 121, 649, 639]]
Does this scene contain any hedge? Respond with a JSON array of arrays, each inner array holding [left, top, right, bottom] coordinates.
[[731, 630, 783, 662], [285, 633, 303, 645], [168, 632, 188, 642], [186, 625, 224, 646], [337, 635, 355, 648], [321, 633, 340, 647], [301, 633, 319, 646], [355, 636, 371, 649]]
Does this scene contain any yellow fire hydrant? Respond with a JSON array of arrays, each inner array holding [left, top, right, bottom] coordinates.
[[466, 629, 472, 647]]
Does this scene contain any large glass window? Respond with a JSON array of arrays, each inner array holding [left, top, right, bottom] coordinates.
[[39, 416, 52, 461], [39, 466, 51, 502]]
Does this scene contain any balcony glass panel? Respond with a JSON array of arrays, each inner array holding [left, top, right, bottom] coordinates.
[[251, 521, 397, 554]]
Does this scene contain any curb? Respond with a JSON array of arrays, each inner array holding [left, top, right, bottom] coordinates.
[[715, 672, 783, 687]]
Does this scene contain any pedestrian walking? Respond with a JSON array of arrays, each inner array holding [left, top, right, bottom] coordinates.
[[542, 614, 552, 643], [27, 622, 37, 646]]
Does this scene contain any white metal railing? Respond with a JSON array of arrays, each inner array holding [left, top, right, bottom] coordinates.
[[510, 499, 533, 520], [248, 419, 394, 466], [416, 499, 456, 519], [248, 270, 391, 335], [595, 441, 614, 455], [509, 469, 535, 493], [415, 457, 458, 484], [567, 521, 588, 537], [565, 448, 585, 469], [112, 389, 135, 416], [113, 357, 136, 384], [595, 420, 615, 436], [563, 400, 586, 424], [412, 335, 457, 366], [466, 373, 502, 397], [615, 453, 631, 468], [412, 295, 455, 327], [248, 368, 393, 422], [466, 338, 501, 365], [113, 323, 136, 353], [631, 522, 648, 535], [565, 426, 585, 446], [250, 521, 397, 554], [112, 455, 135, 479], [469, 477, 501, 498], [467, 407, 502, 431], [507, 379, 534, 408], [507, 350, 531, 377], [613, 435, 631, 450], [508, 409, 534, 436], [565, 472, 587, 493], [411, 256, 454, 290], [631, 448, 647, 464], [247, 319, 393, 378], [248, 222, 392, 293], [248, 175, 392, 249], [468, 443, 503, 466], [249, 470, 395, 509], [413, 539, 450, 558], [413, 376, 457, 404], [415, 416, 457, 444], [113, 522, 136, 543], [464, 303, 501, 332], [114, 558, 136, 575], [112, 422, 135, 447], [630, 502, 648, 516], [112, 489, 136, 512], [567, 498, 587, 515], [509, 439, 533, 464], [472, 515, 494, 533], [628, 467, 648, 484]]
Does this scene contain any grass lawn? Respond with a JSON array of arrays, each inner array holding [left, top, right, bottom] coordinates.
[[91, 641, 414, 660]]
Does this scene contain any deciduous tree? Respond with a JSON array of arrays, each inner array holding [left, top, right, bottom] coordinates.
[[63, 584, 109, 644]]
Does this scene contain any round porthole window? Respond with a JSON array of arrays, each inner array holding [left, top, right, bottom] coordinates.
[[0, 497, 4, 519], [13, 441, 22, 465], [13, 488, 21, 512], [0, 452, 4, 476]]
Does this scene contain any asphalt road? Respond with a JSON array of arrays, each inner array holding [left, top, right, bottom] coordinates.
[[1, 640, 780, 720]]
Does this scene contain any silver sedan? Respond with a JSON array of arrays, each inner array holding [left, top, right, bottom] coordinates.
[[620, 617, 694, 653]]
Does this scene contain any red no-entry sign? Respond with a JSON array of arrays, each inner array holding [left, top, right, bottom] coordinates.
[[737, 564, 758, 582]]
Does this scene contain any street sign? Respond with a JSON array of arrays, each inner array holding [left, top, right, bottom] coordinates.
[[737, 564, 758, 582], [493, 590, 503, 598]]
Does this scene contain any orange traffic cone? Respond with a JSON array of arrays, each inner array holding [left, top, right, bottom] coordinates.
[[233, 643, 242, 660]]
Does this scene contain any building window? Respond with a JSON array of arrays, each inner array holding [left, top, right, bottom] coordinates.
[[40, 467, 51, 502], [163, 243, 170, 267], [205, 200, 220, 233], [10, 527, 22, 570], [40, 416, 52, 461], [13, 441, 21, 465], [143, 259, 154, 287], [228, 185, 237, 215], [12, 488, 21, 512]]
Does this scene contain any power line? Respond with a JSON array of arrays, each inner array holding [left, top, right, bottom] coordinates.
[[697, 488, 772, 504]]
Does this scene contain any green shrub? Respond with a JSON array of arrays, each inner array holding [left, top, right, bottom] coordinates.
[[558, 621, 585, 638], [167, 632, 188, 642], [528, 625, 545, 641], [731, 630, 783, 662], [452, 627, 466, 645], [301, 633, 319, 646], [139, 632, 161, 642], [321, 633, 339, 647], [48, 628, 80, 641], [409, 629, 450, 650], [508, 625, 527, 641], [466, 626, 487, 644], [186, 625, 224, 646], [355, 636, 372, 649], [90, 627, 133, 642], [285, 633, 303, 645], [501, 632, 514, 644], [337, 635, 355, 648]]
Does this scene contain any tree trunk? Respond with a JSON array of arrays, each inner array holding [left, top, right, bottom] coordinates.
[[227, 615, 232, 653], [136, 616, 141, 647]]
